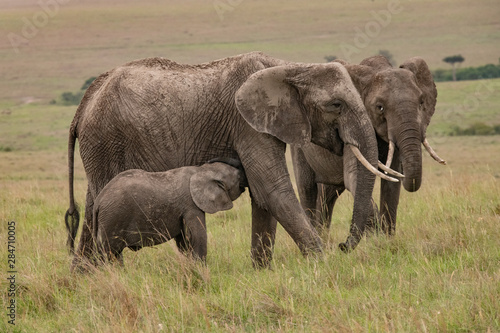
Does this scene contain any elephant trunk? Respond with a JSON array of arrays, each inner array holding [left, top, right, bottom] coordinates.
[[394, 114, 423, 192], [338, 109, 379, 252]]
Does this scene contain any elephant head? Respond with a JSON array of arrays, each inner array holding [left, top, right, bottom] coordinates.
[[234, 62, 399, 183], [190, 162, 246, 214], [342, 56, 445, 192]]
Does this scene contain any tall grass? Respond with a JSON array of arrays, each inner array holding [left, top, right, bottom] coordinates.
[[1, 135, 499, 332]]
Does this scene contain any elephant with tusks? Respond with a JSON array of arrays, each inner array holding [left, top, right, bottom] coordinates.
[[65, 52, 400, 270], [291, 55, 446, 251]]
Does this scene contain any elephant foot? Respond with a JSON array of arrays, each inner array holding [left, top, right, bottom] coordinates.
[[338, 242, 347, 253], [70, 255, 99, 274], [338, 234, 361, 253], [251, 248, 274, 269]]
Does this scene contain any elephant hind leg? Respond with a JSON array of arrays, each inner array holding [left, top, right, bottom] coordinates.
[[316, 183, 344, 232]]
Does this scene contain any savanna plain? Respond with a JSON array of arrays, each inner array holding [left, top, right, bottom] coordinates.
[[0, 0, 499, 332]]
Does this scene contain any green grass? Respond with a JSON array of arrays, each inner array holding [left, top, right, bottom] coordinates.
[[1, 0, 499, 331], [429, 78, 500, 135], [0, 149, 499, 331], [1, 0, 499, 103], [0, 102, 499, 331]]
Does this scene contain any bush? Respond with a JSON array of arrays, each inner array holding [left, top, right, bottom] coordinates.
[[56, 76, 96, 105], [433, 63, 500, 82], [81, 76, 97, 91], [60, 91, 85, 106], [324, 55, 337, 62], [449, 122, 500, 136]]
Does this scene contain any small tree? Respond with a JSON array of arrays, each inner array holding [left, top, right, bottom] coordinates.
[[378, 50, 396, 66], [443, 54, 464, 81], [324, 55, 337, 62], [81, 76, 97, 91]]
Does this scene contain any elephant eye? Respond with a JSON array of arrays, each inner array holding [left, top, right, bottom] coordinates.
[[376, 104, 384, 113], [324, 100, 343, 113], [216, 180, 226, 191]]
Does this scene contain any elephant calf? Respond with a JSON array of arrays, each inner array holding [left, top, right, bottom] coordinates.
[[92, 160, 247, 264]]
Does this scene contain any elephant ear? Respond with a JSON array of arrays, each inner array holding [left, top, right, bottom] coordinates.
[[340, 55, 392, 97], [400, 57, 437, 124], [235, 66, 311, 145], [359, 55, 393, 71], [341, 64, 376, 97], [190, 169, 233, 214]]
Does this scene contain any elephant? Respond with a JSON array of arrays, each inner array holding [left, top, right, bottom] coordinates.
[[291, 55, 446, 251], [92, 159, 247, 264], [64, 51, 399, 271]]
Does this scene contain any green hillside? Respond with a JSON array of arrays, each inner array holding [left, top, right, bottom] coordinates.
[[1, 0, 499, 103]]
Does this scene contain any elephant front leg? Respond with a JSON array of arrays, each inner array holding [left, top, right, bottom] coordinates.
[[379, 144, 402, 235], [250, 199, 278, 268], [380, 178, 401, 235], [237, 136, 323, 268], [179, 212, 208, 262]]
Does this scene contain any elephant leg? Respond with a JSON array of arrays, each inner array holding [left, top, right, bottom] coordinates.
[[175, 232, 189, 255], [182, 213, 208, 262], [364, 198, 381, 235], [291, 146, 319, 227], [106, 250, 124, 266], [70, 187, 96, 273], [379, 144, 402, 236], [380, 177, 401, 235], [250, 198, 278, 268], [316, 183, 344, 230], [237, 137, 322, 268]]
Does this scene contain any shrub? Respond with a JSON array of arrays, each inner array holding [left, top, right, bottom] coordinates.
[[449, 122, 500, 136], [81, 76, 97, 91], [324, 55, 337, 62], [60, 91, 85, 106], [433, 64, 500, 82], [57, 76, 96, 105]]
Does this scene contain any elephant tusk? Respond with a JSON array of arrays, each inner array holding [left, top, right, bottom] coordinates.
[[423, 138, 447, 165], [377, 161, 404, 178], [349, 145, 399, 183], [384, 140, 395, 171]]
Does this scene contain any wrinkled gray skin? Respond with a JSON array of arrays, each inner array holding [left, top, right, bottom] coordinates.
[[93, 161, 246, 264], [292, 55, 439, 250], [65, 51, 378, 270]]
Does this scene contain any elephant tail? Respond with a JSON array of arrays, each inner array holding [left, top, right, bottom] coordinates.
[[65, 125, 79, 255]]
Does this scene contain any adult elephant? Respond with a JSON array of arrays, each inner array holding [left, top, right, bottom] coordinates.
[[291, 55, 445, 251], [65, 52, 397, 270]]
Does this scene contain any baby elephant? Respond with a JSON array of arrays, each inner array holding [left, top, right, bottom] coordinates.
[[92, 159, 247, 264]]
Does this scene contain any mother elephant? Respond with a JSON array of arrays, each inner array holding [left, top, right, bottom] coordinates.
[[65, 52, 396, 270], [292, 55, 445, 251]]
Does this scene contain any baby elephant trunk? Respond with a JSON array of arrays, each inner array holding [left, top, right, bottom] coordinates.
[[207, 157, 248, 189]]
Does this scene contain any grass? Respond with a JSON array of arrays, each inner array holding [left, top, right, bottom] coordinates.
[[0, 0, 499, 331], [428, 78, 500, 135], [0, 111, 499, 331], [0, 0, 499, 103]]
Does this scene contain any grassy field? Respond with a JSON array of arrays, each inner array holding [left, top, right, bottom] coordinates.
[[1, 0, 500, 332], [1, 0, 499, 103]]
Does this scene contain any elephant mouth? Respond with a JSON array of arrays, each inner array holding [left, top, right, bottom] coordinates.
[[384, 138, 447, 170], [329, 127, 344, 156]]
